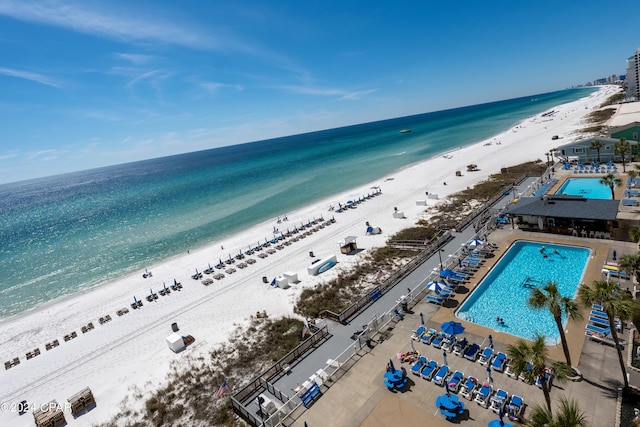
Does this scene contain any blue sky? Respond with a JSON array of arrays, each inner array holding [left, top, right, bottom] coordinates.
[[0, 0, 639, 184]]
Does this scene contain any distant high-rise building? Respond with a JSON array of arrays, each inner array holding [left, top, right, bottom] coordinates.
[[626, 48, 640, 99]]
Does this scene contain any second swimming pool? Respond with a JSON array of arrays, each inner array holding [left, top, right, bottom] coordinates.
[[455, 240, 590, 343], [555, 177, 612, 199]]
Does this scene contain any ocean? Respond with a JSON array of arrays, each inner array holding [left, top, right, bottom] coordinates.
[[0, 88, 596, 319]]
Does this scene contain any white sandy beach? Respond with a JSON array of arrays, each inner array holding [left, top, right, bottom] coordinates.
[[0, 86, 619, 426]]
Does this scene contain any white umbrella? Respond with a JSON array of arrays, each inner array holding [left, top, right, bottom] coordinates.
[[467, 238, 484, 247], [427, 280, 448, 293]]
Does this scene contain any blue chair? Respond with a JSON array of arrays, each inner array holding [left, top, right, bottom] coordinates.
[[460, 376, 479, 400], [491, 352, 507, 372], [490, 388, 508, 413], [411, 356, 428, 376], [474, 382, 493, 407], [447, 371, 464, 393], [479, 347, 494, 366], [411, 325, 426, 341], [463, 343, 481, 361], [433, 365, 450, 386], [431, 332, 447, 348], [427, 294, 445, 305], [508, 395, 524, 420], [421, 328, 437, 344], [421, 360, 438, 380]]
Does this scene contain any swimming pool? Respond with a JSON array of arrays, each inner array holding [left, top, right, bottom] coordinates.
[[556, 177, 612, 199], [455, 241, 590, 343]]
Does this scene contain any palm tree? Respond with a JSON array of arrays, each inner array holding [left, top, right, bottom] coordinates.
[[618, 253, 640, 284], [630, 228, 640, 244], [578, 280, 638, 389], [599, 173, 622, 200], [615, 138, 631, 172], [528, 281, 582, 367], [526, 397, 589, 427], [508, 334, 571, 412], [590, 140, 603, 163]]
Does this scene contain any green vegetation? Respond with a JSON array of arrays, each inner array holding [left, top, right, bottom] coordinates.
[[525, 397, 589, 427], [94, 317, 307, 427], [599, 173, 622, 200], [528, 281, 582, 367]]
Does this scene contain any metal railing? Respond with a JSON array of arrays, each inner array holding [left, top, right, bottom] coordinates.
[[319, 230, 453, 324]]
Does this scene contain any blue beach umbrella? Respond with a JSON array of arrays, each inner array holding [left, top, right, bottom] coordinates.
[[489, 334, 494, 349], [443, 350, 448, 366], [427, 280, 447, 293], [488, 420, 513, 427], [389, 358, 395, 373], [613, 250, 617, 261], [441, 321, 465, 336], [439, 269, 458, 278], [468, 238, 484, 247], [445, 379, 450, 396], [420, 312, 424, 325]]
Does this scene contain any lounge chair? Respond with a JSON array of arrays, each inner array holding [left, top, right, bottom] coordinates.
[[431, 332, 447, 349], [519, 362, 533, 383], [507, 395, 524, 420], [411, 356, 428, 376], [491, 352, 507, 372], [411, 325, 426, 341], [394, 309, 404, 320], [441, 336, 456, 352], [421, 328, 437, 345], [427, 294, 445, 305], [433, 365, 450, 386], [421, 360, 438, 380], [585, 323, 610, 336], [459, 376, 479, 400], [452, 338, 468, 356], [463, 343, 481, 361], [505, 361, 519, 379], [474, 382, 493, 408], [535, 368, 553, 389], [478, 347, 494, 366], [490, 388, 508, 413], [447, 371, 464, 393]]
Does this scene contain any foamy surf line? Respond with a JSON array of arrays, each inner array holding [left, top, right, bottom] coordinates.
[[0, 86, 617, 426]]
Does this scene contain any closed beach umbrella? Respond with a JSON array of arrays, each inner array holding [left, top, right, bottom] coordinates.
[[613, 250, 617, 261], [489, 334, 493, 349], [420, 312, 424, 325], [443, 350, 447, 366], [441, 321, 465, 336], [445, 379, 450, 396], [389, 358, 395, 373]]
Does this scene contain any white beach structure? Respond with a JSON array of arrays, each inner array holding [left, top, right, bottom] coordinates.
[[166, 332, 186, 353]]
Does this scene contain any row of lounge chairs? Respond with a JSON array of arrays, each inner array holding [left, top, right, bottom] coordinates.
[[410, 354, 524, 419], [585, 304, 626, 347]]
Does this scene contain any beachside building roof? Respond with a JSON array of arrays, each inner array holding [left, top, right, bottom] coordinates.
[[610, 121, 640, 142], [507, 195, 619, 221]]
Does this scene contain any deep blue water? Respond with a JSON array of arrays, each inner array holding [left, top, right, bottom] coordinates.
[[0, 88, 596, 319]]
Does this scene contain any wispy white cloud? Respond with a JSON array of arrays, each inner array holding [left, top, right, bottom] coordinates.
[[0, 0, 213, 49], [196, 81, 244, 96], [115, 53, 154, 65], [126, 69, 173, 89], [0, 150, 19, 161], [26, 148, 68, 161], [0, 66, 63, 88], [276, 84, 377, 100]]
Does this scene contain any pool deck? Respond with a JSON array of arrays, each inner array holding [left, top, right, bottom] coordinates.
[[294, 229, 636, 427]]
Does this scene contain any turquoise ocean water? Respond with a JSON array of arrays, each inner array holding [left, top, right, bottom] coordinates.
[[0, 88, 596, 319]]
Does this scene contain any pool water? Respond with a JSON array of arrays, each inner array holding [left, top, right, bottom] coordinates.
[[456, 241, 590, 343], [556, 177, 612, 199]]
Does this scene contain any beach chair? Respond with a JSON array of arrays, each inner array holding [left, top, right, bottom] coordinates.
[[441, 336, 456, 352], [431, 332, 447, 349], [478, 347, 494, 366], [453, 338, 468, 357], [421, 328, 437, 345], [535, 368, 553, 389], [433, 365, 450, 386], [491, 352, 507, 372], [490, 388, 508, 414], [474, 382, 493, 407], [394, 309, 404, 320], [459, 376, 479, 400], [505, 361, 519, 379], [463, 343, 481, 361], [585, 323, 610, 336], [507, 395, 524, 420], [427, 294, 445, 305], [411, 325, 426, 341], [421, 360, 438, 381], [447, 371, 464, 393], [411, 356, 428, 376]]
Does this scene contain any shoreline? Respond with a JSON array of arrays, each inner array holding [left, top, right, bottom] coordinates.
[[0, 85, 619, 426]]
